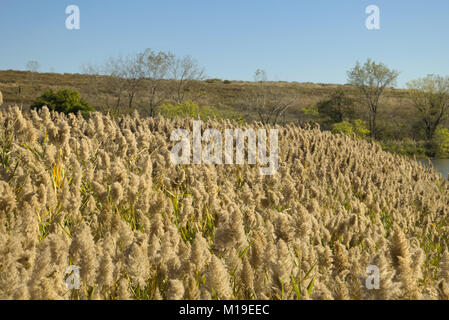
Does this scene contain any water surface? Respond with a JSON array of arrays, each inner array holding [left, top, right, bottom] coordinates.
[[417, 158, 449, 179]]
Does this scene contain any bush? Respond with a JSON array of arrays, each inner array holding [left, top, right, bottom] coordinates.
[[31, 89, 94, 116], [302, 104, 320, 122], [380, 139, 427, 157], [317, 89, 354, 124], [432, 126, 449, 157], [331, 119, 370, 138], [205, 78, 222, 84], [352, 119, 370, 137]]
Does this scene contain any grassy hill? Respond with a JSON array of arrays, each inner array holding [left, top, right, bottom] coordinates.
[[2, 69, 440, 158], [0, 70, 414, 124]]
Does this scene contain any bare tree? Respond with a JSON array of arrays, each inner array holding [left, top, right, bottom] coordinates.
[[407, 74, 449, 140], [82, 51, 205, 115], [83, 53, 147, 112], [170, 55, 205, 104], [347, 58, 399, 138], [103, 56, 127, 111], [140, 49, 173, 116], [26, 60, 41, 85], [122, 54, 146, 109], [249, 69, 295, 125], [26, 60, 40, 73]]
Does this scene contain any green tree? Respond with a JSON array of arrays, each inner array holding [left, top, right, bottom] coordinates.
[[347, 59, 399, 138], [31, 89, 94, 116], [406, 74, 449, 141], [432, 126, 449, 156], [317, 89, 354, 124]]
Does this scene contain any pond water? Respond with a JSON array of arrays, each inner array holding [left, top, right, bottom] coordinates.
[[416, 158, 449, 179]]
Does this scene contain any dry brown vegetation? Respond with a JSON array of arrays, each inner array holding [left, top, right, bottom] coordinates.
[[1, 105, 449, 300], [0, 70, 416, 128]]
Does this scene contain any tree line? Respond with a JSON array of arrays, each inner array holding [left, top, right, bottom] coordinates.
[[227, 59, 448, 156], [23, 51, 449, 157], [81, 49, 205, 116]]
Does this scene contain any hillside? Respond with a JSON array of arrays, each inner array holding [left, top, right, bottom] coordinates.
[[1, 106, 449, 299], [0, 70, 416, 130]]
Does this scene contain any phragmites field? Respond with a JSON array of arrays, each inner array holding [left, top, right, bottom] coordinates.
[[1, 106, 449, 300]]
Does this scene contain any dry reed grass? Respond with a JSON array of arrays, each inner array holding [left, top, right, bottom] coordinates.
[[1, 106, 449, 300]]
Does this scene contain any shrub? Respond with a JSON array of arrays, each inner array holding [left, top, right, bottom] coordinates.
[[331, 120, 370, 138], [331, 121, 354, 136], [302, 104, 321, 122], [433, 126, 449, 156], [352, 119, 370, 137], [317, 89, 354, 124], [380, 139, 427, 157], [205, 78, 222, 84], [31, 88, 94, 116]]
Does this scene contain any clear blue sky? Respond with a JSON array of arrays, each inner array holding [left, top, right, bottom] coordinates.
[[1, 0, 448, 87]]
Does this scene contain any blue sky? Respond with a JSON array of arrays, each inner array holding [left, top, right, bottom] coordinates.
[[0, 0, 448, 87]]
